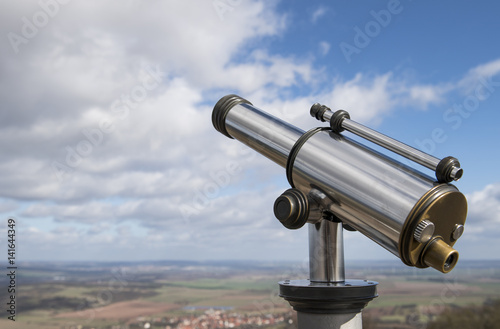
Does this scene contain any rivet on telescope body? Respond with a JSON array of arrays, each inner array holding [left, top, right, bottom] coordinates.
[[452, 224, 465, 240], [414, 220, 435, 243]]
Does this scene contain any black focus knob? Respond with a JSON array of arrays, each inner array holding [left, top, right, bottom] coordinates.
[[274, 189, 309, 230]]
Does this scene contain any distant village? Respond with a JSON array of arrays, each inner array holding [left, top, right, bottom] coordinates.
[[63, 309, 296, 329]]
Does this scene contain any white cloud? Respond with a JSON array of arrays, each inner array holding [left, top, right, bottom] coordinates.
[[0, 1, 499, 262], [407, 85, 447, 109], [311, 6, 328, 23], [463, 58, 500, 81], [466, 183, 500, 231], [0, 199, 18, 213], [323, 73, 395, 123], [450, 182, 500, 259], [457, 58, 500, 93], [247, 70, 453, 131], [215, 50, 316, 93], [319, 41, 331, 56]]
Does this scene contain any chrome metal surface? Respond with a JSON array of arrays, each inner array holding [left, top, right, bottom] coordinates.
[[450, 167, 463, 181], [213, 95, 467, 271], [342, 119, 440, 171], [292, 131, 436, 256], [414, 220, 435, 243], [225, 103, 303, 168], [214, 94, 468, 327], [452, 224, 465, 240], [323, 109, 333, 122], [297, 312, 362, 329], [309, 221, 345, 283], [311, 106, 463, 182]]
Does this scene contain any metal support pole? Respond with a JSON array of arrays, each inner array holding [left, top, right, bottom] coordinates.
[[297, 312, 363, 329], [309, 221, 345, 283], [280, 217, 378, 329]]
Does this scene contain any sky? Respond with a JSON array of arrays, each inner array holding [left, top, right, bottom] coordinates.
[[0, 0, 499, 265]]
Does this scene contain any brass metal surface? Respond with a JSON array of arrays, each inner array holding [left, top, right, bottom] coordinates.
[[399, 184, 468, 272]]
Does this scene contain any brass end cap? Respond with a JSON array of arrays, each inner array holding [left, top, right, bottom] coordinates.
[[399, 184, 467, 273], [422, 238, 459, 273]]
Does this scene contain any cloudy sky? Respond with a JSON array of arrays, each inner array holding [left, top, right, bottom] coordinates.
[[0, 0, 499, 264]]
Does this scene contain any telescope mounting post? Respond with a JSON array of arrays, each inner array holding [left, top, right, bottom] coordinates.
[[278, 214, 378, 329]]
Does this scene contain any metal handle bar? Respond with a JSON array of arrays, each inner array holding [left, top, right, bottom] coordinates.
[[311, 103, 463, 183]]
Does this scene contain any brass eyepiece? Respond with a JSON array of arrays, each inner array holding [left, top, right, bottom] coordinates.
[[422, 238, 459, 273]]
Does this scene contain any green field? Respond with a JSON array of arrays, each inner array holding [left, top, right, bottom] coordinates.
[[0, 261, 499, 329]]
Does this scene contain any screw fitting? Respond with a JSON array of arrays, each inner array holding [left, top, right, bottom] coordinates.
[[414, 220, 435, 243]]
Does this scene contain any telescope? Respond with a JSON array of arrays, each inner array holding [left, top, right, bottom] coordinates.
[[212, 94, 468, 329]]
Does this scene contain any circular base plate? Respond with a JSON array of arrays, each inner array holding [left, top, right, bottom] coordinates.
[[279, 279, 378, 314]]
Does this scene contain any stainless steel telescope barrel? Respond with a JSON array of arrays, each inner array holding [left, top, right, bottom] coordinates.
[[212, 94, 303, 167], [212, 95, 468, 273]]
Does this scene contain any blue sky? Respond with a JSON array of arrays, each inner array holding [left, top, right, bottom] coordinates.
[[0, 0, 499, 265]]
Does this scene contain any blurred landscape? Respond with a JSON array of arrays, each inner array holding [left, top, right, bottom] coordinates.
[[1, 260, 499, 329]]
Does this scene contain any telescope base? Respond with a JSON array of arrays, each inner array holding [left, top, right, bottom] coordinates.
[[297, 312, 362, 329], [279, 279, 378, 329]]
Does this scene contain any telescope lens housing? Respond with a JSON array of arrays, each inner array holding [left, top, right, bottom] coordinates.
[[212, 95, 468, 273]]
